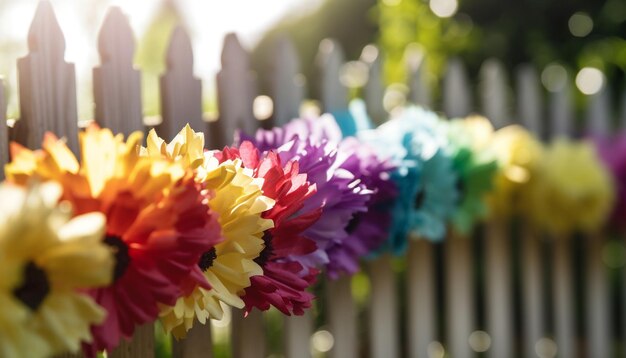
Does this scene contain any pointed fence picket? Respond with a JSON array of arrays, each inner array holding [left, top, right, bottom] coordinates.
[[315, 39, 359, 358], [215, 33, 257, 147], [93, 7, 143, 137], [360, 44, 401, 358], [549, 75, 576, 358], [2, 2, 625, 358], [229, 35, 266, 358], [14, 0, 79, 153], [442, 58, 476, 358], [271, 35, 304, 127], [158, 26, 205, 141], [585, 83, 612, 358], [316, 39, 348, 114], [516, 64, 546, 358], [480, 58, 514, 358], [405, 50, 437, 358], [443, 58, 472, 119], [361, 45, 385, 126], [406, 48, 432, 109]]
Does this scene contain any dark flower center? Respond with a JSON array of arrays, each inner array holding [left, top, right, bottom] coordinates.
[[414, 188, 426, 209], [254, 231, 274, 267], [13, 261, 50, 311], [345, 215, 361, 234], [104, 235, 131, 282], [198, 248, 217, 272]]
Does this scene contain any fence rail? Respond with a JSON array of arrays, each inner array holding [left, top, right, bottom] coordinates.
[[2, 2, 626, 357]]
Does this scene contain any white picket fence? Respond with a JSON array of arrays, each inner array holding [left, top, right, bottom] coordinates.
[[2, 2, 626, 358]]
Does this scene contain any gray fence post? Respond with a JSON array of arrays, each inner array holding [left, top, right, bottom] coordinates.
[[271, 35, 304, 126], [584, 78, 612, 358], [407, 50, 431, 108], [15, 0, 78, 153], [549, 69, 575, 358], [361, 45, 386, 126], [443, 57, 475, 358], [215, 33, 256, 148], [93, 7, 143, 137], [158, 26, 204, 141], [516, 64, 546, 358], [480, 58, 513, 358], [316, 39, 348, 113]]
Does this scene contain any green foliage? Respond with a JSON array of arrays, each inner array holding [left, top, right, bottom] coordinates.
[[377, 0, 478, 85], [377, 0, 626, 94], [154, 321, 172, 358]]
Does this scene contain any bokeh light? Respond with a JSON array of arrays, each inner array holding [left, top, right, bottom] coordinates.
[[535, 337, 558, 358], [468, 330, 491, 352], [429, 0, 458, 18], [541, 63, 568, 92], [427, 341, 445, 358], [339, 61, 369, 88], [575, 67, 604, 95], [311, 330, 334, 353], [253, 95, 274, 120], [568, 12, 593, 37]]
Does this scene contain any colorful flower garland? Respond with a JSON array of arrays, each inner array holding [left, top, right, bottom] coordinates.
[[0, 104, 619, 357]]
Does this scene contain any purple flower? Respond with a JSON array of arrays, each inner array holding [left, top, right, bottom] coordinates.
[[325, 138, 397, 278], [236, 116, 373, 276], [593, 133, 626, 230]]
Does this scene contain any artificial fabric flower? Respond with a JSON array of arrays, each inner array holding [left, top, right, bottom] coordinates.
[[239, 116, 372, 273], [143, 127, 273, 337], [5, 126, 220, 355], [0, 181, 112, 358], [358, 106, 458, 253], [325, 137, 398, 277], [445, 115, 499, 234], [215, 141, 320, 315], [143, 124, 205, 169], [530, 138, 614, 235], [487, 125, 544, 219], [593, 133, 626, 231]]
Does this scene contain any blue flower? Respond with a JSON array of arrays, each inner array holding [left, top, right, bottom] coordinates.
[[357, 106, 459, 255]]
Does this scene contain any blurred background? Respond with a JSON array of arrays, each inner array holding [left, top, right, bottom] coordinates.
[[0, 0, 623, 122], [0, 0, 624, 356]]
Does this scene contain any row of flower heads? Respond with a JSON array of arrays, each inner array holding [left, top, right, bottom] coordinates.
[[0, 101, 620, 357]]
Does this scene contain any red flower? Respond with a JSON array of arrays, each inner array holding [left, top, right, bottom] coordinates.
[[84, 174, 221, 355], [6, 128, 223, 355], [214, 142, 321, 315]]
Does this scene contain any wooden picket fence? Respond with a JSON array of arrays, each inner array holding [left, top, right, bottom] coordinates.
[[2, 2, 626, 357]]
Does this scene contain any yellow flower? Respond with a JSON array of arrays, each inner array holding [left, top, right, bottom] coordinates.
[[142, 124, 205, 169], [530, 138, 614, 235], [0, 182, 112, 357], [487, 125, 544, 218], [147, 126, 274, 338], [4, 126, 210, 354]]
